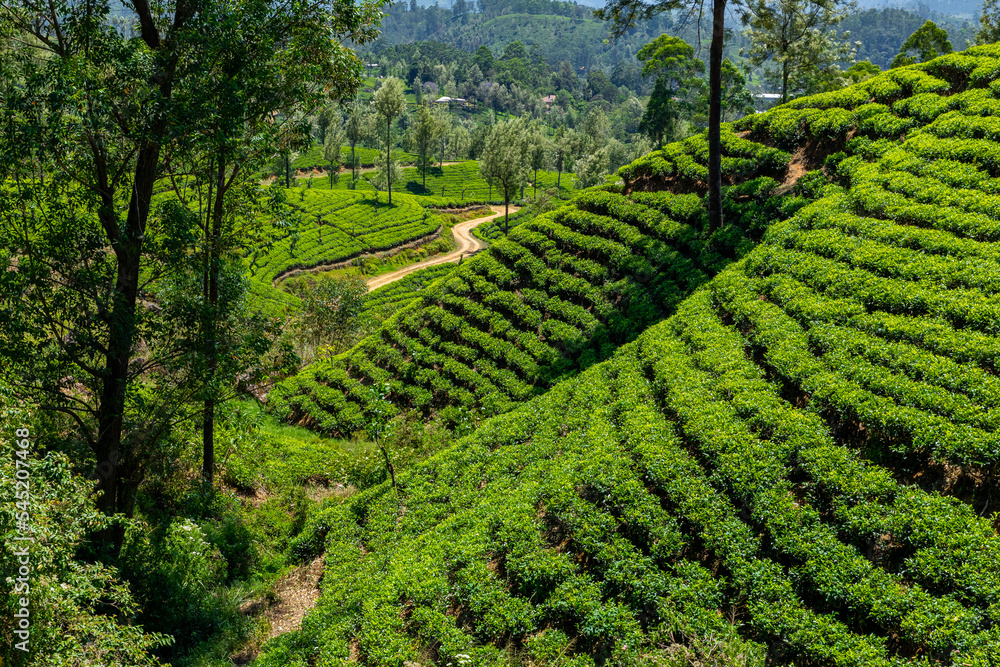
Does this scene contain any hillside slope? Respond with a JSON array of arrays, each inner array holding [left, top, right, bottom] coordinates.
[[257, 45, 1000, 666], [269, 133, 794, 434]]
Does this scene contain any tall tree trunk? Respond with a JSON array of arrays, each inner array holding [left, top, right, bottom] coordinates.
[[352, 143, 357, 181], [387, 117, 392, 205], [534, 167, 538, 199], [92, 0, 189, 549], [202, 157, 225, 485], [284, 152, 290, 188], [504, 197, 509, 234], [707, 0, 726, 233], [94, 142, 158, 537]]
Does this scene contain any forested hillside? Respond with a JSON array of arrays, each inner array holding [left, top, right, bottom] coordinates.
[[258, 44, 1000, 666], [842, 8, 976, 69], [371, 0, 672, 71]]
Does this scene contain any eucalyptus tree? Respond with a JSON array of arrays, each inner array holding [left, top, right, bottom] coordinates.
[[345, 99, 372, 181], [636, 35, 706, 146], [412, 104, 439, 188], [981, 0, 1000, 44], [325, 119, 346, 187], [373, 76, 407, 204], [0, 0, 387, 527], [741, 0, 857, 103], [433, 104, 453, 166], [529, 130, 552, 199], [891, 20, 952, 68], [719, 58, 756, 121], [480, 116, 531, 234], [551, 125, 588, 192]]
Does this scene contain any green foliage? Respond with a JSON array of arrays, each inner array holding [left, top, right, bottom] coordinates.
[[0, 394, 171, 666], [374, 76, 408, 203], [636, 36, 705, 146], [289, 274, 369, 362], [479, 116, 532, 211], [841, 8, 964, 70], [846, 60, 881, 83], [981, 0, 1000, 46], [892, 20, 953, 69], [719, 58, 756, 122], [740, 0, 857, 102]]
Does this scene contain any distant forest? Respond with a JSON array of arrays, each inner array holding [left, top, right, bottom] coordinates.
[[367, 0, 979, 80]]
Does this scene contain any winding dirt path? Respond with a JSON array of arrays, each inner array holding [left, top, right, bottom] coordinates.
[[366, 205, 520, 290]]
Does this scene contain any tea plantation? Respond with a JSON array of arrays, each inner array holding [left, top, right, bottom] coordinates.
[[246, 188, 445, 318], [362, 263, 458, 319], [304, 160, 578, 204], [249, 189, 442, 285], [270, 132, 796, 433], [256, 44, 1000, 666]]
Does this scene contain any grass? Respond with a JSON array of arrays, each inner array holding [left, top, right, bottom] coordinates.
[[246, 401, 381, 489]]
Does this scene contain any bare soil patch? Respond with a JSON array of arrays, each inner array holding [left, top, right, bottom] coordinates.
[[233, 556, 325, 664]]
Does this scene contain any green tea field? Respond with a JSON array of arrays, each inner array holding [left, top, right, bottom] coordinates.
[[258, 45, 1000, 667]]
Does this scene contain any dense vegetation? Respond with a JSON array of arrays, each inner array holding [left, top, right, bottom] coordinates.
[[371, 0, 672, 72], [7, 0, 1000, 663], [842, 8, 976, 69], [257, 44, 1000, 666], [362, 264, 458, 319]]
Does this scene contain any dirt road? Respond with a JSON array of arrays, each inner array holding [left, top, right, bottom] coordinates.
[[366, 205, 520, 291]]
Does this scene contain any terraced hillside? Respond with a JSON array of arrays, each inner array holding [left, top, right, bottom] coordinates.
[[248, 188, 443, 317], [269, 133, 797, 433], [251, 189, 441, 284], [395, 161, 577, 201], [302, 160, 578, 204], [258, 45, 1000, 666], [362, 263, 457, 319]]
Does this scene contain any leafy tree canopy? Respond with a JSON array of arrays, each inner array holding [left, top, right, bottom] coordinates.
[[740, 0, 856, 103], [636, 35, 705, 146], [891, 19, 953, 68]]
